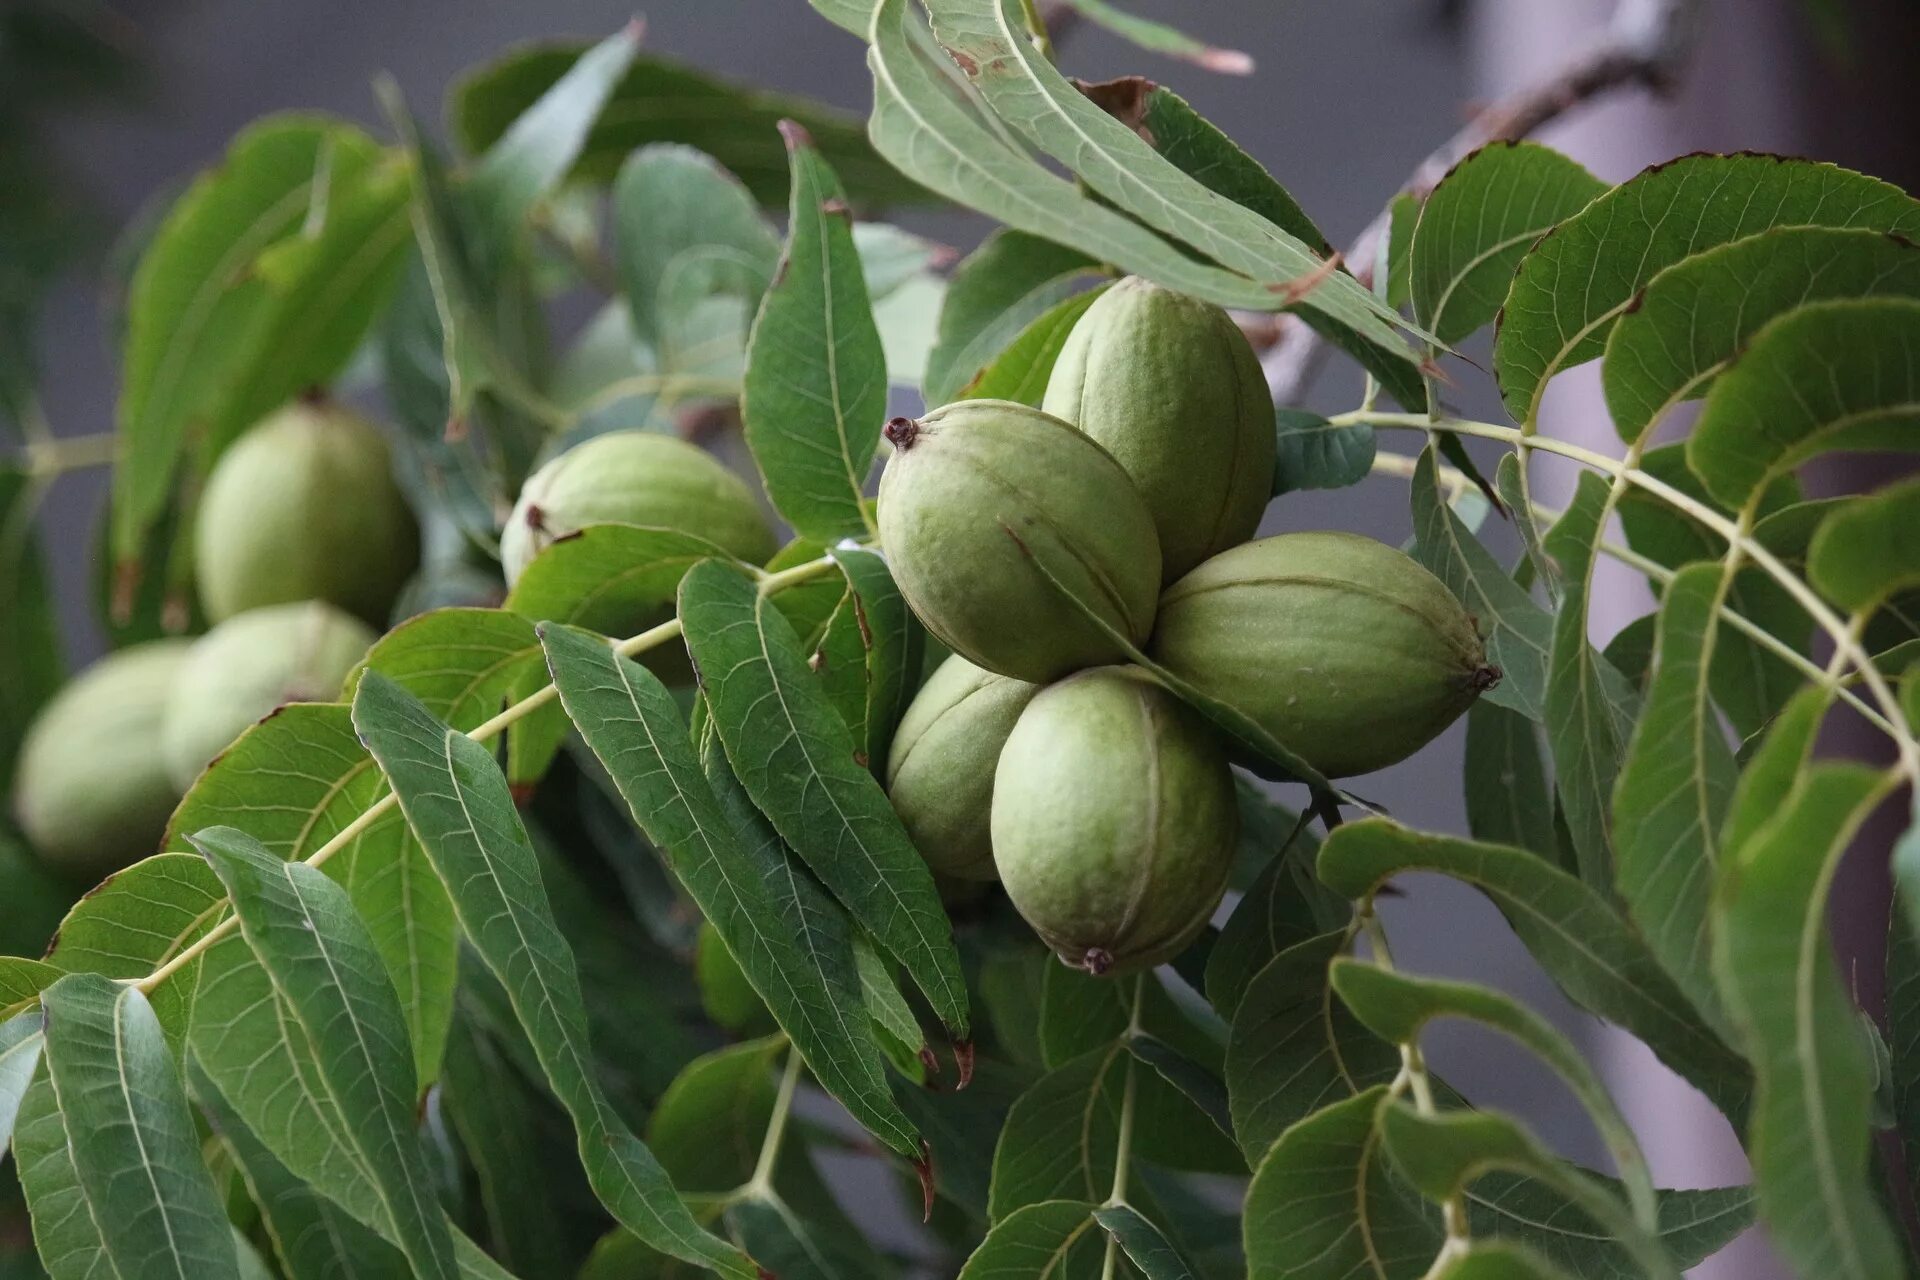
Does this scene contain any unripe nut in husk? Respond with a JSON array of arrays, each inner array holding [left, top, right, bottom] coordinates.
[[161, 600, 378, 790], [502, 431, 776, 586], [196, 400, 420, 625], [876, 400, 1161, 683], [1148, 531, 1497, 778], [992, 667, 1238, 975], [12, 641, 192, 883], [1043, 277, 1277, 582], [885, 654, 1040, 881]]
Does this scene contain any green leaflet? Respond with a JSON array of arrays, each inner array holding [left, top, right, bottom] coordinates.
[[924, 229, 1102, 405], [1317, 820, 1750, 1120], [464, 27, 641, 256], [1225, 932, 1397, 1163], [1689, 297, 1920, 510], [1243, 1088, 1439, 1280], [1542, 472, 1641, 891], [959, 1199, 1102, 1278], [1603, 226, 1920, 443], [742, 130, 887, 541], [167, 703, 457, 1091], [0, 1012, 43, 1151], [677, 559, 969, 1037], [351, 670, 756, 1278], [540, 621, 920, 1158], [922, 0, 1419, 348], [190, 1057, 405, 1280], [1610, 563, 1740, 1036], [1377, 1105, 1675, 1280], [33, 975, 241, 1280], [41, 852, 225, 1051], [1328, 961, 1656, 1228], [1712, 762, 1906, 1280], [1412, 141, 1606, 345], [189, 827, 458, 1279], [1494, 152, 1920, 426]]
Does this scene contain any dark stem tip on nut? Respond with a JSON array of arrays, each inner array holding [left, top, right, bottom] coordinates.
[[884, 416, 921, 450], [1081, 947, 1115, 976], [1470, 663, 1504, 692]]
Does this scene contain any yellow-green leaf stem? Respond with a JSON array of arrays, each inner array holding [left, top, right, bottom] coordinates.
[[114, 550, 850, 1004]]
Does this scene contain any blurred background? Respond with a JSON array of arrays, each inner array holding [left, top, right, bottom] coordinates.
[[7, 1, 1919, 1274]]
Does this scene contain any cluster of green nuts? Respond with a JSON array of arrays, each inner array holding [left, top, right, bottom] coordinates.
[[13, 400, 418, 882], [880, 277, 1497, 975]]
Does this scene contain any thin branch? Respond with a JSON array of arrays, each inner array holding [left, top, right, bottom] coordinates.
[[126, 549, 852, 1001], [1344, 411, 1920, 782], [1365, 448, 1897, 736], [1262, 0, 1706, 402]]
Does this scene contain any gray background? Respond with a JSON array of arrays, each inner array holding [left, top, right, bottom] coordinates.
[[23, 1, 1920, 1273]]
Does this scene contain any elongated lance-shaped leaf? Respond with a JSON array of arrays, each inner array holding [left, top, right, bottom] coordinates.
[[350, 670, 756, 1278], [961, 286, 1107, 405], [1317, 820, 1751, 1120], [540, 621, 922, 1156], [42, 852, 226, 1051], [190, 1057, 405, 1279], [1205, 800, 1325, 1019], [1225, 932, 1397, 1164], [677, 559, 969, 1038], [467, 24, 641, 255], [1409, 446, 1548, 720], [452, 40, 902, 208], [1412, 142, 1607, 346], [439, 1006, 573, 1276], [35, 974, 241, 1280], [853, 931, 926, 1052], [1689, 297, 1920, 509], [1377, 1105, 1677, 1280], [865, 0, 1344, 316], [743, 124, 887, 540], [1131, 86, 1425, 408], [1543, 472, 1640, 889], [0, 957, 59, 1017], [923, 0, 1419, 346], [187, 826, 458, 1279], [1092, 1204, 1198, 1280], [0, 1010, 43, 1151], [168, 702, 457, 1092], [1610, 563, 1739, 1036], [1329, 961, 1656, 1230], [1808, 475, 1920, 614], [1242, 1087, 1441, 1280], [193, 959, 576, 1280], [1603, 227, 1920, 444], [200, 160, 412, 464], [1464, 701, 1564, 870], [1712, 761, 1905, 1280], [991, 1041, 1237, 1221], [1494, 152, 1920, 426], [960, 1200, 1103, 1277], [613, 143, 780, 368], [15, 1073, 117, 1280], [825, 546, 924, 774]]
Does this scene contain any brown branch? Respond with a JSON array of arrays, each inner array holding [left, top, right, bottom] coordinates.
[[1261, 0, 1705, 402]]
